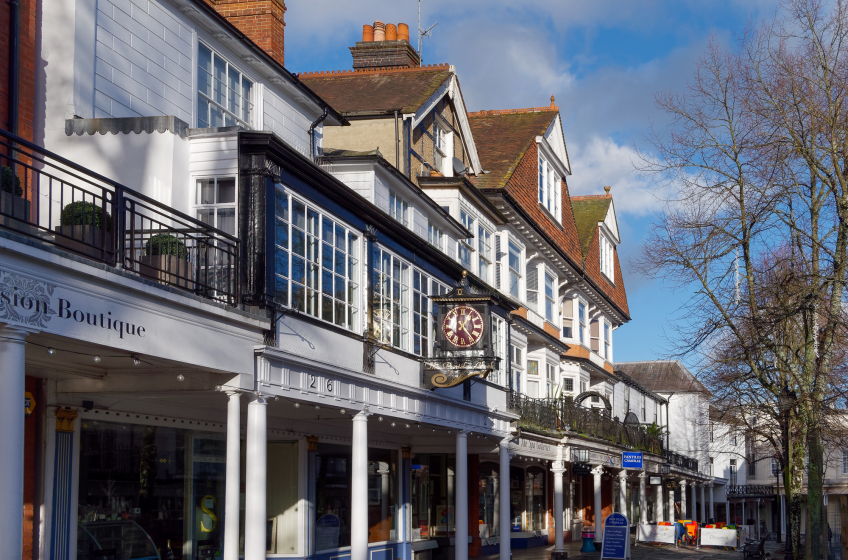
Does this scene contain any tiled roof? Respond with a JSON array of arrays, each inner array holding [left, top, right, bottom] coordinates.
[[572, 195, 612, 258], [616, 360, 710, 395], [467, 108, 558, 189], [298, 65, 453, 115]]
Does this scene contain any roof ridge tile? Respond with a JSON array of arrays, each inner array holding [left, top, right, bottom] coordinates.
[[467, 106, 559, 117], [297, 63, 451, 79], [572, 194, 612, 200]]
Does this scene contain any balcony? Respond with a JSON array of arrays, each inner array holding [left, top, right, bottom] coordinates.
[[726, 485, 776, 498], [666, 450, 699, 473], [507, 391, 664, 454], [0, 129, 239, 306]]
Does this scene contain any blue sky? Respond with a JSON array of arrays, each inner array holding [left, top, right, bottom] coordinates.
[[283, 0, 777, 365]]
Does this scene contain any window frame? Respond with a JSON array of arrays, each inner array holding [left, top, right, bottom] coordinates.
[[544, 271, 555, 323], [197, 42, 254, 129], [194, 176, 237, 236], [388, 189, 409, 226], [508, 240, 522, 299], [603, 320, 611, 361], [578, 301, 587, 345], [459, 208, 475, 271], [273, 186, 361, 332], [478, 225, 492, 284]]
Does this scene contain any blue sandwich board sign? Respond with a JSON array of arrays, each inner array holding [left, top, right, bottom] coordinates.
[[621, 452, 643, 469], [602, 513, 630, 560]]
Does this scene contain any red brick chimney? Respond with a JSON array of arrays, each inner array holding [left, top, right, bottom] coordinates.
[[350, 20, 420, 70], [205, 0, 287, 67]]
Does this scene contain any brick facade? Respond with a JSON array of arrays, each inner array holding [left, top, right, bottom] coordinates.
[[204, 0, 286, 67], [0, 0, 37, 142], [350, 40, 420, 70], [502, 141, 629, 317]]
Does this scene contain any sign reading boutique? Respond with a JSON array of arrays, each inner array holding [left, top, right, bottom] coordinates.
[[0, 269, 146, 338], [0, 266, 255, 374]]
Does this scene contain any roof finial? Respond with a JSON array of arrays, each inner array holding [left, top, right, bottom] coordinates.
[[604, 186, 611, 195], [550, 94, 555, 109]]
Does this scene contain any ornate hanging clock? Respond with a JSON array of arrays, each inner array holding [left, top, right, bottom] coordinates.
[[423, 272, 503, 389]]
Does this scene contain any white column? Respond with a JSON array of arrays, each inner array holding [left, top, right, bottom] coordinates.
[[243, 394, 267, 560], [700, 485, 706, 523], [656, 482, 665, 522], [680, 480, 687, 520], [351, 410, 369, 560], [618, 470, 628, 516], [709, 484, 715, 521], [499, 439, 511, 560], [223, 391, 241, 560], [0, 326, 31, 560], [669, 484, 676, 523], [639, 472, 648, 524], [592, 465, 604, 544], [692, 484, 698, 522], [568, 480, 576, 528], [553, 451, 565, 553], [456, 431, 468, 560], [379, 462, 390, 536]]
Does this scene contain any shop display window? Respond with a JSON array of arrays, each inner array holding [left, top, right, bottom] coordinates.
[[411, 454, 456, 540], [509, 466, 525, 532], [478, 463, 500, 538], [315, 443, 399, 550], [525, 467, 546, 531], [78, 420, 226, 560]]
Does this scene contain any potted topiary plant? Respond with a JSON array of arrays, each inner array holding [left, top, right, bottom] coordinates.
[[55, 200, 114, 259], [139, 233, 192, 289], [0, 164, 30, 230]]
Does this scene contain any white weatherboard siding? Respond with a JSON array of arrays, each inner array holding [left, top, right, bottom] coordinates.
[[189, 135, 239, 180], [263, 90, 312, 158], [94, 0, 193, 121], [331, 170, 373, 200]]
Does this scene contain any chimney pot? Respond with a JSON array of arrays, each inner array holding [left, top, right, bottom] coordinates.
[[398, 23, 410, 42], [550, 94, 556, 109], [373, 20, 386, 41], [386, 23, 397, 41], [363, 24, 374, 42], [604, 186, 611, 194]]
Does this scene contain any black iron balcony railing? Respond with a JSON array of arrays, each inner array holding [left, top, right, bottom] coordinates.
[[0, 129, 239, 305], [507, 390, 665, 455], [666, 450, 699, 472], [726, 485, 776, 497]]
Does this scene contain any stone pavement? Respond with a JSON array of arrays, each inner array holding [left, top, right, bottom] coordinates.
[[481, 538, 784, 560]]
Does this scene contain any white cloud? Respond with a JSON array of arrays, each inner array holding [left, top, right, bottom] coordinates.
[[567, 136, 661, 216]]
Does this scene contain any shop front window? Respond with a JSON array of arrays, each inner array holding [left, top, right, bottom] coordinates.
[[479, 463, 500, 538], [411, 454, 456, 540], [526, 467, 546, 531], [78, 420, 226, 560], [509, 466, 525, 532], [315, 443, 399, 551]]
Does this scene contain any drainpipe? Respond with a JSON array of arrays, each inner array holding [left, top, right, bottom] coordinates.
[[8, 0, 20, 135], [308, 106, 329, 161], [394, 109, 399, 169]]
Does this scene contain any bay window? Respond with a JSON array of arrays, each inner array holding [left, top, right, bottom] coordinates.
[[578, 301, 586, 345], [389, 190, 408, 226], [544, 271, 555, 322], [412, 270, 447, 357], [197, 43, 253, 128], [508, 241, 521, 299], [459, 208, 474, 270], [428, 224, 443, 250], [478, 226, 492, 284], [274, 188, 360, 330], [490, 315, 507, 386], [374, 249, 410, 350]]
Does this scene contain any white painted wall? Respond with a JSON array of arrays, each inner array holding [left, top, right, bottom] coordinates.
[[93, 0, 193, 121], [44, 131, 190, 215], [263, 90, 312, 157]]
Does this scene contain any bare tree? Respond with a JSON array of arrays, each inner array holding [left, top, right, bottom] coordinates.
[[636, 1, 848, 557]]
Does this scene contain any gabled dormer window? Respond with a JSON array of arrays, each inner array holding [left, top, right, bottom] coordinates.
[[538, 153, 561, 222], [599, 233, 614, 280]]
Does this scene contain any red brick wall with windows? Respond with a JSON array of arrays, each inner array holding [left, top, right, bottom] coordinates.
[[202, 0, 286, 68], [0, 0, 37, 142], [503, 142, 630, 317]]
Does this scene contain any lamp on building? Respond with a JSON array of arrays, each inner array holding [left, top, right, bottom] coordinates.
[[661, 463, 671, 475]]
